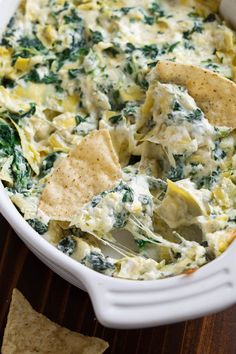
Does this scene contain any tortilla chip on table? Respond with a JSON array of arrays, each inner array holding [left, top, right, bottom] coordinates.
[[1, 289, 109, 354]]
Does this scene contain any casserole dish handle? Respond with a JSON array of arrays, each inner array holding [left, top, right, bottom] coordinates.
[[81, 245, 236, 329]]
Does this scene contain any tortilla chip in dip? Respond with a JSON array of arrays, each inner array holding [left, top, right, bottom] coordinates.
[[156, 61, 236, 128], [1, 289, 109, 354], [39, 129, 121, 221]]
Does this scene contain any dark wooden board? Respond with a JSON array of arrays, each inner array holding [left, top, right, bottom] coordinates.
[[0, 214, 236, 354]]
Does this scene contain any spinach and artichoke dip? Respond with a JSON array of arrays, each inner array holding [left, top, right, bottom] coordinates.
[[0, 0, 235, 280]]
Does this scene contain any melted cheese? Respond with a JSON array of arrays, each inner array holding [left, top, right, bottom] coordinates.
[[0, 0, 235, 280]]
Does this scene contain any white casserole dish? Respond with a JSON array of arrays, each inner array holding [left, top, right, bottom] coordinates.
[[0, 0, 236, 329]]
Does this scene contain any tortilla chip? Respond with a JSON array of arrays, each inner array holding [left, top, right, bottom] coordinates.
[[156, 61, 236, 128], [39, 129, 121, 221], [1, 289, 109, 354]]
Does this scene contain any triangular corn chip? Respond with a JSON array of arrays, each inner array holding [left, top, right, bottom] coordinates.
[[156, 61, 236, 128], [39, 129, 121, 221], [2, 289, 109, 354]]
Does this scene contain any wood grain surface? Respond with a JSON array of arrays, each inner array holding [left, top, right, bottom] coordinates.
[[0, 213, 235, 354]]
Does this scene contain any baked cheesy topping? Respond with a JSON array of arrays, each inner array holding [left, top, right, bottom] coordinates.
[[0, 0, 235, 280]]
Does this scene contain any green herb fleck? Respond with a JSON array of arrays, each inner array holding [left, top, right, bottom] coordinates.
[[144, 16, 155, 25], [186, 108, 203, 122], [122, 187, 134, 203], [82, 252, 114, 272], [204, 13, 216, 23], [90, 30, 103, 44], [64, 8, 82, 24], [0, 77, 15, 88], [136, 239, 149, 249], [166, 155, 184, 182], [183, 22, 204, 40], [27, 219, 48, 235], [68, 68, 85, 79], [109, 114, 123, 125], [1, 103, 36, 123], [113, 210, 129, 229], [57, 236, 76, 256], [39, 152, 62, 178], [24, 69, 61, 85], [173, 101, 182, 111]]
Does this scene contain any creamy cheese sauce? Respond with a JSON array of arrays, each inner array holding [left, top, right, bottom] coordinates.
[[0, 0, 235, 280]]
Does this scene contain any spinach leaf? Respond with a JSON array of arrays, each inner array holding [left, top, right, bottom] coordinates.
[[196, 168, 220, 189], [166, 155, 184, 182], [170, 42, 181, 53], [57, 236, 76, 256], [124, 56, 149, 90], [82, 252, 114, 272], [0, 119, 17, 155], [109, 114, 123, 125], [136, 77, 148, 90], [120, 7, 133, 15], [122, 102, 138, 117], [124, 60, 134, 75], [18, 36, 45, 51], [183, 22, 204, 40], [103, 43, 121, 57], [90, 30, 103, 44], [184, 41, 195, 50], [0, 114, 32, 192], [186, 108, 203, 122], [136, 239, 149, 249], [68, 68, 85, 79], [213, 140, 226, 160], [12, 36, 46, 65], [24, 69, 61, 85], [91, 195, 103, 208], [204, 13, 216, 23], [12, 50, 35, 65], [142, 42, 178, 57], [57, 47, 89, 70], [67, 227, 86, 237], [125, 43, 136, 54], [0, 77, 15, 88], [144, 16, 155, 25], [64, 8, 82, 24], [147, 177, 167, 191], [188, 12, 200, 18], [1, 103, 36, 123], [173, 101, 182, 111], [11, 146, 32, 192], [141, 44, 159, 59], [75, 115, 87, 125], [201, 59, 219, 71], [149, 2, 166, 18], [0, 121, 32, 192], [201, 241, 208, 247], [55, 17, 88, 70], [27, 218, 48, 235], [101, 85, 125, 111], [52, 1, 69, 16], [113, 210, 129, 229], [1, 17, 16, 47], [122, 187, 134, 203], [39, 152, 62, 178]]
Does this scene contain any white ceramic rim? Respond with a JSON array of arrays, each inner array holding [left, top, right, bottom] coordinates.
[[0, 0, 235, 330]]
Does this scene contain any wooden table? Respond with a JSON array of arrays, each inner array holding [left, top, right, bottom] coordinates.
[[0, 213, 235, 354]]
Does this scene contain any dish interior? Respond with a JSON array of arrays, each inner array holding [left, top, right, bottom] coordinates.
[[0, 0, 235, 281]]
